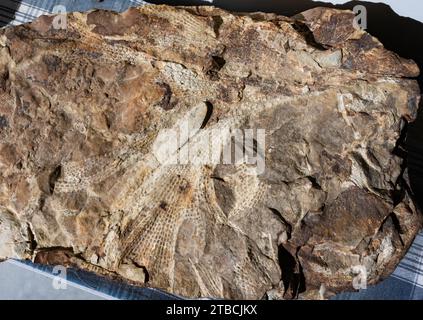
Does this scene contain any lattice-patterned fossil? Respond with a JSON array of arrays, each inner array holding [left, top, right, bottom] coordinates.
[[0, 5, 421, 299]]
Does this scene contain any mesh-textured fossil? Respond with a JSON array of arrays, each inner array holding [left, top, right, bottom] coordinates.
[[0, 5, 421, 299]]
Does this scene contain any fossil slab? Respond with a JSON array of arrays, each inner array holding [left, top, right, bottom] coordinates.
[[0, 5, 421, 299]]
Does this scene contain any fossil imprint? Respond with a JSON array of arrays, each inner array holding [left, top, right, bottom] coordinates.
[[0, 5, 421, 299]]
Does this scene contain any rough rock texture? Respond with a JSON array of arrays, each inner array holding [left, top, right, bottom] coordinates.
[[0, 5, 421, 299]]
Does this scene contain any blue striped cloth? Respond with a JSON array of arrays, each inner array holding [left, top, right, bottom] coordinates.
[[15, 259, 184, 300], [1, 0, 423, 300], [1, 0, 147, 26]]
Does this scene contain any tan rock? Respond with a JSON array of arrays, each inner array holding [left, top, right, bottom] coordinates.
[[0, 5, 421, 299]]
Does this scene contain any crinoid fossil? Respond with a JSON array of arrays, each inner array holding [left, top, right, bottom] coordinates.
[[0, 5, 421, 299]]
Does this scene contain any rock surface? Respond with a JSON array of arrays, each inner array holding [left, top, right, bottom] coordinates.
[[0, 5, 421, 299]]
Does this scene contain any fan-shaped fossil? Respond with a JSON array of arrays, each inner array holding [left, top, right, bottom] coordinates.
[[0, 5, 421, 299]]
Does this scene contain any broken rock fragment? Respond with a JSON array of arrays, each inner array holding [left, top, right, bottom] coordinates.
[[0, 5, 421, 299]]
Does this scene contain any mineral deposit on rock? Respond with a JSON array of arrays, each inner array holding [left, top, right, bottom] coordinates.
[[0, 5, 421, 299]]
